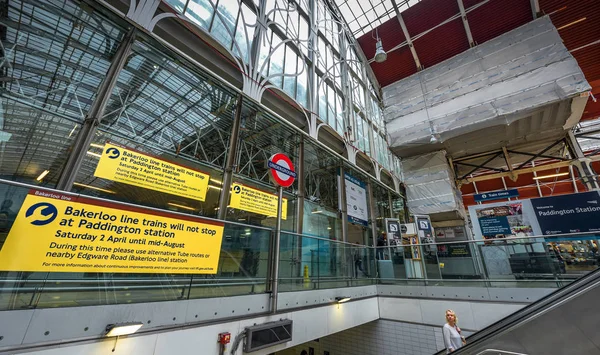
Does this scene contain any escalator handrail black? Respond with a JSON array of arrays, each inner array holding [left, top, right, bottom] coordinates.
[[433, 268, 600, 355]]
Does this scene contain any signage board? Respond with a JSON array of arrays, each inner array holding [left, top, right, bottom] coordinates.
[[94, 143, 210, 201], [0, 190, 224, 274], [437, 243, 472, 258], [470, 202, 535, 240], [385, 218, 401, 245], [344, 173, 368, 226], [474, 189, 519, 202], [229, 183, 287, 219], [268, 153, 296, 188], [417, 218, 430, 231], [531, 191, 600, 235]]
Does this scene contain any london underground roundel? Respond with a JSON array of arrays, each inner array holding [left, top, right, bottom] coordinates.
[[268, 153, 296, 188]]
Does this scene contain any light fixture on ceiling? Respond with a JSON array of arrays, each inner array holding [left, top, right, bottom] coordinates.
[[167, 202, 196, 211], [36, 170, 50, 181], [533, 172, 570, 180], [374, 29, 387, 63], [73, 182, 116, 194], [429, 135, 438, 144]]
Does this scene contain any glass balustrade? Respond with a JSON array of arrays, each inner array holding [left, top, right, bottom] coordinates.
[[0, 179, 598, 310]]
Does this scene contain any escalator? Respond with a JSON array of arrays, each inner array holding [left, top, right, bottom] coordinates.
[[434, 268, 600, 354]]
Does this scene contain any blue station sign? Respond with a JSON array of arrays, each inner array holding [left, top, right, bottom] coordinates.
[[474, 189, 519, 202]]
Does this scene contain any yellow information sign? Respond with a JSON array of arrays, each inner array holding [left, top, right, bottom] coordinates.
[[94, 143, 210, 201], [229, 183, 287, 219], [0, 190, 224, 274]]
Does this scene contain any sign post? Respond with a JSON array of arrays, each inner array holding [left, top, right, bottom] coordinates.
[[267, 153, 296, 314]]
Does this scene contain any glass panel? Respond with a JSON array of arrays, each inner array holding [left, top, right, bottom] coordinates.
[[327, 84, 336, 129], [268, 34, 285, 88], [164, 0, 187, 12], [186, 0, 215, 30], [0, 180, 269, 310], [318, 82, 327, 122], [0, 0, 126, 187], [228, 175, 297, 232], [335, 92, 344, 136], [296, 59, 308, 108], [283, 46, 297, 98], [72, 35, 238, 216], [233, 4, 256, 63], [0, 98, 80, 187], [211, 0, 238, 49], [1, 0, 125, 121], [298, 15, 310, 57]]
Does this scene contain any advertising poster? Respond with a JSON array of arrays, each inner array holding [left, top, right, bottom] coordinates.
[[474, 203, 534, 240], [94, 143, 210, 201], [345, 173, 368, 226], [0, 190, 224, 274], [229, 183, 287, 219], [531, 191, 600, 235], [437, 243, 472, 258]]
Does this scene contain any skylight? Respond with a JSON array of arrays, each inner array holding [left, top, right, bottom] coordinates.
[[333, 0, 420, 38]]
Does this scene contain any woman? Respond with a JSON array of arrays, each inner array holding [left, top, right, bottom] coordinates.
[[443, 309, 466, 353]]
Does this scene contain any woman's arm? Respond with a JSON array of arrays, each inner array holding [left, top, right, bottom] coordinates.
[[443, 326, 454, 352]]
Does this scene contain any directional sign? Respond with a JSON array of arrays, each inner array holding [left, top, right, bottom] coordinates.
[[474, 189, 519, 202], [268, 153, 296, 188]]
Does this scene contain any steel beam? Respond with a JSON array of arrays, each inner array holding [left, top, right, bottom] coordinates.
[[531, 161, 543, 197], [530, 0, 541, 19], [506, 150, 569, 161], [339, 165, 349, 243], [56, 29, 136, 190], [457, 0, 475, 47], [461, 155, 600, 184], [516, 139, 566, 170], [566, 130, 600, 190], [391, 0, 422, 70], [502, 147, 517, 181], [454, 161, 506, 173], [296, 137, 305, 234], [217, 94, 244, 219], [459, 152, 502, 180]]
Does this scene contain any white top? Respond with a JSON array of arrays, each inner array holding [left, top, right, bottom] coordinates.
[[442, 323, 463, 353]]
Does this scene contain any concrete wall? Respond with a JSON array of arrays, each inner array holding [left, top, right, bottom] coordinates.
[[10, 296, 379, 355], [1, 285, 553, 354]]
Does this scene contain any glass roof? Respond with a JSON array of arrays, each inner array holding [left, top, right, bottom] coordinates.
[[333, 0, 420, 37]]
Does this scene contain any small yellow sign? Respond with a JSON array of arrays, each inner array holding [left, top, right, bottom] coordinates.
[[0, 190, 224, 274], [94, 143, 210, 201], [229, 183, 287, 219]]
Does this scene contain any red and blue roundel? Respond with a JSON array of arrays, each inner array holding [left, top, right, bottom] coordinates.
[[268, 153, 296, 188]]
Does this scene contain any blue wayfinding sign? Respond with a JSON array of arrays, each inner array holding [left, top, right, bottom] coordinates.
[[531, 191, 600, 235], [474, 189, 519, 202]]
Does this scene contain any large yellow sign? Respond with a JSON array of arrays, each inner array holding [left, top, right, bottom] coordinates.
[[0, 190, 224, 274], [94, 143, 210, 201], [229, 183, 287, 219]]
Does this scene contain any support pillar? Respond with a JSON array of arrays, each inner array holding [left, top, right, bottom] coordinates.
[[57, 29, 136, 191], [218, 94, 244, 220], [567, 131, 600, 190], [295, 137, 305, 234]]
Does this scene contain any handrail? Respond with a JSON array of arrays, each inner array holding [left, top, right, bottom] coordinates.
[[476, 350, 528, 355], [434, 267, 600, 355], [0, 278, 266, 284]]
